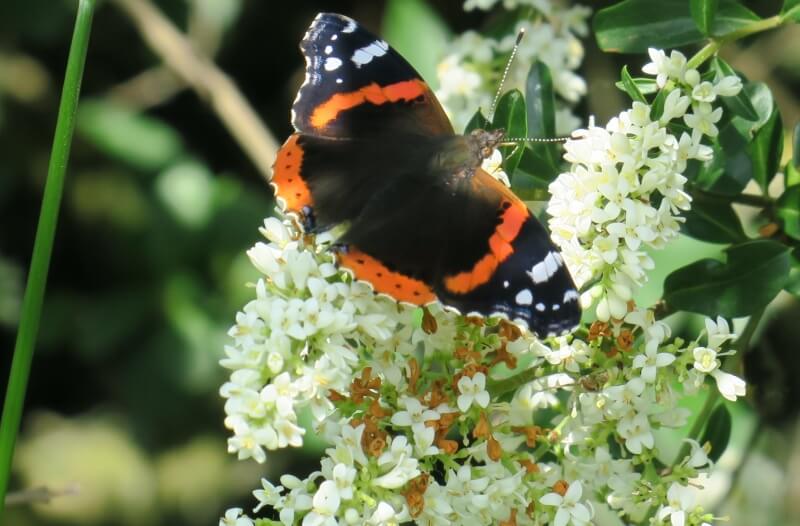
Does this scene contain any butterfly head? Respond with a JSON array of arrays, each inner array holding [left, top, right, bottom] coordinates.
[[469, 128, 505, 160]]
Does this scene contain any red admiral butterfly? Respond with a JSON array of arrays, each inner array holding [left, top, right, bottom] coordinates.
[[272, 12, 580, 337]]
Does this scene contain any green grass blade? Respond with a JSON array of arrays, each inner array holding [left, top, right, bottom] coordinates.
[[0, 0, 96, 515]]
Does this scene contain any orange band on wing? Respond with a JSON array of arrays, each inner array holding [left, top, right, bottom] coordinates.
[[271, 134, 312, 213], [443, 199, 529, 295], [310, 79, 428, 129], [338, 249, 436, 305]]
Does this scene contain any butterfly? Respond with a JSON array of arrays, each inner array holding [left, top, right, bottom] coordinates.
[[271, 12, 580, 337]]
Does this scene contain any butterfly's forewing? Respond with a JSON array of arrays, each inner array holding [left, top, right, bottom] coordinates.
[[291, 13, 452, 138]]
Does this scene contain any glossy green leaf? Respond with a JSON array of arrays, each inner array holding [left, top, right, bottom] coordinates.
[[701, 404, 732, 463], [729, 82, 774, 136], [787, 250, 800, 297], [712, 58, 759, 122], [382, 0, 450, 86], [777, 186, 800, 240], [711, 1, 760, 36], [526, 61, 556, 138], [787, 162, 800, 187], [464, 108, 489, 134], [691, 0, 719, 35], [594, 0, 702, 52], [663, 240, 791, 317], [594, 0, 758, 53], [748, 107, 783, 192], [615, 76, 659, 95], [619, 65, 647, 103], [782, 0, 800, 22], [682, 196, 747, 243], [493, 90, 527, 176], [512, 145, 559, 197], [77, 98, 183, 171], [649, 88, 668, 121], [693, 136, 753, 195]]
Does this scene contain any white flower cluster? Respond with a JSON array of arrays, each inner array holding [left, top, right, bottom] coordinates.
[[547, 48, 743, 321], [437, 0, 591, 132], [220, 212, 746, 525], [220, 217, 422, 465]]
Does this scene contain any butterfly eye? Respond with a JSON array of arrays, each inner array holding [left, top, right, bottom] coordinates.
[[481, 146, 493, 158]]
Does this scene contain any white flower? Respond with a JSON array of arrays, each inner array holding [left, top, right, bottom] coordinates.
[[714, 75, 743, 97], [642, 48, 687, 88], [304, 480, 341, 526], [656, 483, 698, 526], [391, 396, 441, 433], [684, 102, 723, 139], [540, 480, 593, 526], [457, 372, 490, 411], [481, 149, 510, 186], [617, 412, 654, 454], [692, 347, 719, 373], [220, 508, 253, 526], [374, 436, 420, 489], [711, 369, 747, 401], [631, 340, 676, 383], [253, 478, 284, 512], [705, 316, 735, 349]]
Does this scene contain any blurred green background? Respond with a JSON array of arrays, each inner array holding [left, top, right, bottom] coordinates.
[[1, 0, 799, 524]]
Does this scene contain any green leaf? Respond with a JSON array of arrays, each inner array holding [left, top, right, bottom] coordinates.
[[382, 0, 450, 86], [682, 196, 747, 243], [730, 82, 774, 135], [787, 162, 800, 187], [787, 250, 800, 297], [492, 89, 527, 176], [782, 0, 800, 23], [710, 1, 760, 36], [615, 76, 659, 96], [701, 404, 732, 463], [594, 0, 758, 53], [77, 98, 183, 171], [512, 145, 559, 197], [649, 88, 668, 121], [464, 108, 489, 134], [748, 107, 783, 192], [691, 0, 719, 35], [693, 136, 753, 195], [594, 0, 702, 52], [663, 240, 791, 317], [777, 186, 800, 240], [619, 65, 647, 103], [526, 61, 556, 138], [712, 58, 758, 121]]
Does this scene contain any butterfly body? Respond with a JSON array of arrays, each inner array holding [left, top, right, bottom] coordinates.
[[272, 12, 581, 337]]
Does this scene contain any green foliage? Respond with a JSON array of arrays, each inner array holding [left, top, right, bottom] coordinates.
[[701, 404, 732, 463], [663, 240, 791, 317], [777, 187, 800, 240], [682, 196, 747, 244], [783, 0, 800, 23], [492, 89, 527, 177], [594, 0, 758, 52], [712, 58, 759, 121], [382, 0, 450, 87], [690, 0, 719, 35], [77, 99, 184, 171]]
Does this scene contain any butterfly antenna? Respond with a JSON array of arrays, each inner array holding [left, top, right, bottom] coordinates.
[[499, 136, 569, 145], [487, 27, 525, 122]]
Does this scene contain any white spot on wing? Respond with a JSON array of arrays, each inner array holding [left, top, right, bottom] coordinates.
[[535, 303, 546, 312], [324, 57, 342, 71], [527, 261, 549, 284], [563, 290, 579, 303], [331, 34, 338, 41], [544, 252, 559, 276], [324, 45, 333, 54], [515, 289, 533, 306], [336, 78, 343, 84], [503, 280, 509, 288], [351, 40, 389, 67]]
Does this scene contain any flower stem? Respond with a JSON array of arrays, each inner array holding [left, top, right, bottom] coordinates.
[[687, 15, 784, 70], [0, 0, 96, 516]]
